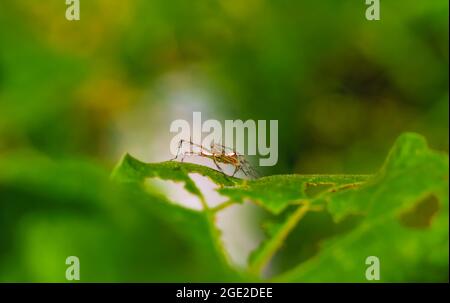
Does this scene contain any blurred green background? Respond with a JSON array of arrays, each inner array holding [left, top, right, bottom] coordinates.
[[0, 0, 448, 281]]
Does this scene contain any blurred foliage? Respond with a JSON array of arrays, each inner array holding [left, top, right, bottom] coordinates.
[[275, 133, 449, 281], [0, 0, 448, 170], [0, 0, 448, 281], [0, 152, 242, 282]]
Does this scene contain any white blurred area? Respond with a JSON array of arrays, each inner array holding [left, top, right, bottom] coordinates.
[[111, 68, 264, 267]]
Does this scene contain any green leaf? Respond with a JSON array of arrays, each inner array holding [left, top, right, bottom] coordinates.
[[106, 132, 448, 282], [219, 174, 370, 214], [110, 154, 372, 278], [273, 133, 449, 282], [326, 133, 448, 221], [112, 153, 239, 200]]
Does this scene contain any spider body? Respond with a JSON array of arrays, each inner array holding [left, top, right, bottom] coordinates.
[[171, 139, 258, 178]]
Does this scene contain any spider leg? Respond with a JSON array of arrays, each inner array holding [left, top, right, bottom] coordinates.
[[180, 151, 199, 162], [172, 139, 214, 161], [170, 139, 185, 161], [239, 156, 259, 179], [231, 165, 241, 177], [212, 156, 226, 174], [211, 142, 235, 153], [183, 139, 213, 153], [247, 164, 260, 179]]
